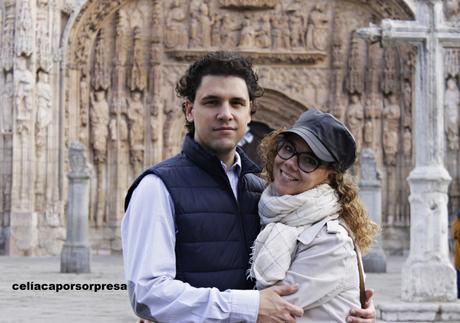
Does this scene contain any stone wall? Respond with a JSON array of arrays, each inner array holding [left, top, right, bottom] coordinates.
[[1, 0, 458, 256]]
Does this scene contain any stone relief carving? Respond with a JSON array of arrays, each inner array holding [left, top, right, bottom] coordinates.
[[221, 13, 240, 48], [113, 11, 128, 67], [92, 30, 110, 91], [219, 0, 278, 9], [129, 27, 146, 92], [164, 0, 188, 49], [211, 13, 223, 47], [15, 0, 34, 57], [445, 0, 460, 20], [189, 1, 212, 48], [1, 72, 13, 133], [90, 90, 109, 162], [1, 2, 15, 71], [382, 47, 399, 95], [289, 11, 305, 49], [445, 76, 460, 150], [256, 15, 272, 49], [15, 56, 34, 132], [35, 70, 52, 211], [90, 90, 109, 227], [346, 32, 365, 96], [382, 94, 401, 166], [36, 0, 51, 72], [402, 80, 412, 128], [199, 3, 212, 48], [127, 91, 145, 177], [363, 112, 374, 147], [403, 126, 412, 157], [270, 14, 290, 50], [80, 75, 89, 128], [305, 3, 330, 51], [35, 70, 52, 152], [71, 0, 124, 68], [239, 18, 257, 49], [445, 49, 459, 79], [346, 93, 364, 154]]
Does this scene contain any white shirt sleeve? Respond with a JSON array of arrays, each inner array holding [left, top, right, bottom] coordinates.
[[122, 174, 260, 322]]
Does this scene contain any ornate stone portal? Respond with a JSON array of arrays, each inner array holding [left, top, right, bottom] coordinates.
[[1, 0, 458, 257]]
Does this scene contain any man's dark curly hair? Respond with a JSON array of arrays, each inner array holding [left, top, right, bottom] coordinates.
[[176, 51, 264, 133]]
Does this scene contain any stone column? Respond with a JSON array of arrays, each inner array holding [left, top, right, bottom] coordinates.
[[60, 142, 91, 273], [359, 148, 386, 273]]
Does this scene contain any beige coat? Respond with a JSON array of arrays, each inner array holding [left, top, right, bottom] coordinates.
[[277, 216, 361, 322]]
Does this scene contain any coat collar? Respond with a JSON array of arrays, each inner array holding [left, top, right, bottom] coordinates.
[[182, 134, 261, 178]]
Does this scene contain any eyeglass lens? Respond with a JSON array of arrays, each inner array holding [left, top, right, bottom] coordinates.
[[277, 140, 320, 173]]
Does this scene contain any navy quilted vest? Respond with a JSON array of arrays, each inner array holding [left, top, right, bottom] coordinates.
[[125, 135, 264, 291]]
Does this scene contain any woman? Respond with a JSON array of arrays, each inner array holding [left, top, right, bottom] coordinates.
[[249, 109, 378, 322]]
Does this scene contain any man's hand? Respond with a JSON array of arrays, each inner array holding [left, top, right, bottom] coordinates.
[[257, 285, 304, 323], [346, 289, 376, 323]]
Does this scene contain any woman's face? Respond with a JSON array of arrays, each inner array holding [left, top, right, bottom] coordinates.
[[272, 134, 331, 196]]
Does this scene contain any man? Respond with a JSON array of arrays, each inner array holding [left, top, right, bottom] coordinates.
[[122, 52, 375, 322]]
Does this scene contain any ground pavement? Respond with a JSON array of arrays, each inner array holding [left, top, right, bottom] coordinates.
[[0, 255, 456, 322]]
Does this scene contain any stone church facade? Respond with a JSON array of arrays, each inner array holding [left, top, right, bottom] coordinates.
[[0, 0, 459, 256]]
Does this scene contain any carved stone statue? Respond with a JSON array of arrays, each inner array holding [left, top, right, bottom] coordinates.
[[289, 12, 304, 49], [382, 47, 398, 96], [445, 76, 459, 150], [382, 94, 401, 165], [129, 27, 146, 92], [15, 56, 34, 128], [90, 90, 110, 227], [80, 75, 89, 127], [256, 15, 272, 49], [164, 0, 188, 48], [363, 115, 374, 147], [1, 72, 13, 133], [211, 14, 222, 47], [35, 70, 52, 209], [93, 30, 110, 91], [271, 14, 290, 50], [403, 126, 412, 157], [402, 80, 412, 128], [199, 3, 212, 48], [221, 14, 239, 48], [90, 90, 110, 162], [35, 71, 52, 151], [127, 91, 145, 176], [239, 19, 256, 49], [127, 91, 145, 150], [346, 93, 364, 153], [445, 0, 460, 20], [305, 3, 330, 51]]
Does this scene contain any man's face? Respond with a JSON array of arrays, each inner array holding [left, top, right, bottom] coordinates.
[[184, 75, 252, 160]]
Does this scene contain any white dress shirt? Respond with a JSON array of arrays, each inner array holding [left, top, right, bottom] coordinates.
[[122, 153, 260, 322]]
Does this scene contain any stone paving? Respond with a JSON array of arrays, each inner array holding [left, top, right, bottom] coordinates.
[[0, 255, 136, 323], [0, 254, 458, 322]]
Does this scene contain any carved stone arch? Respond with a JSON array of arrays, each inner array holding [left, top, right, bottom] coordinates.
[[252, 88, 310, 130]]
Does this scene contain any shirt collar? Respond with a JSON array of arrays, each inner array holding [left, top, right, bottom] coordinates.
[[220, 151, 242, 176]]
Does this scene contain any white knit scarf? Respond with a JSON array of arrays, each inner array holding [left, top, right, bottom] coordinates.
[[249, 183, 340, 289]]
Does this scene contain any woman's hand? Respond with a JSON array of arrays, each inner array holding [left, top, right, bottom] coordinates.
[[346, 289, 376, 323]]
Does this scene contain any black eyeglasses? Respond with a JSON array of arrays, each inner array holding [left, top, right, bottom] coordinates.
[[276, 139, 322, 173]]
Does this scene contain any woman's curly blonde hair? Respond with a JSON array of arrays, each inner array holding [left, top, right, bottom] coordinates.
[[259, 129, 379, 253]]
